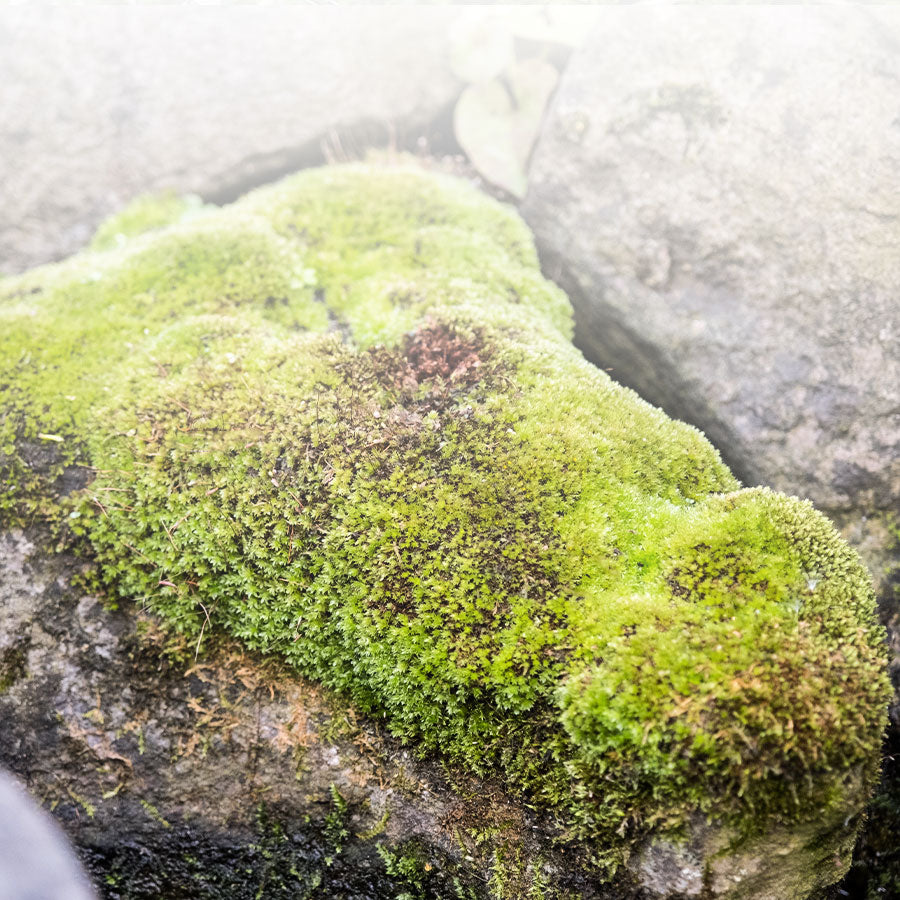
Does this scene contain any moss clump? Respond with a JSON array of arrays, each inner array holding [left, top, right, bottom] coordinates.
[[0, 163, 889, 878], [0, 641, 28, 693], [89, 190, 209, 252]]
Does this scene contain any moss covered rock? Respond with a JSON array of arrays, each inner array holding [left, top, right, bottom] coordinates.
[[0, 163, 890, 897]]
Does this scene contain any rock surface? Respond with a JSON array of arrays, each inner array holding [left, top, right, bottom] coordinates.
[[0, 6, 461, 275]]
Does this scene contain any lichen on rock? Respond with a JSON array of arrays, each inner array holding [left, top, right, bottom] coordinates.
[[0, 163, 890, 896]]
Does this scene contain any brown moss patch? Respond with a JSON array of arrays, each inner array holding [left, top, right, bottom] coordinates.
[[342, 321, 500, 417]]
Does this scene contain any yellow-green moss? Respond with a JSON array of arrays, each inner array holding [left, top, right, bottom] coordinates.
[[89, 190, 209, 252], [0, 163, 890, 878]]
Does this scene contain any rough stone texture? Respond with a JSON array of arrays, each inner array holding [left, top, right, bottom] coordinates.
[[0, 6, 461, 275], [521, 8, 900, 896], [0, 769, 96, 900], [0, 528, 638, 900], [523, 5, 899, 521], [631, 806, 862, 900]]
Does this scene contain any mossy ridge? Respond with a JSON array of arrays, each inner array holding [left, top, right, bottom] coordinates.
[[0, 212, 325, 521], [0, 163, 889, 883]]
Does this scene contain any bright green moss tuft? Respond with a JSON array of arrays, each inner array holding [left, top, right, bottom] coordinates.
[[89, 190, 209, 251], [0, 163, 889, 879]]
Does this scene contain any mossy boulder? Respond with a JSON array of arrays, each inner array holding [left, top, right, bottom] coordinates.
[[0, 163, 890, 897]]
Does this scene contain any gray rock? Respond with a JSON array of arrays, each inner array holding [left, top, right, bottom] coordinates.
[[0, 6, 461, 275], [0, 769, 96, 900], [522, 5, 900, 520], [631, 804, 863, 900]]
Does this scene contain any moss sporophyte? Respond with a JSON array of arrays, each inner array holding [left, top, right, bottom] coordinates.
[[0, 163, 889, 878]]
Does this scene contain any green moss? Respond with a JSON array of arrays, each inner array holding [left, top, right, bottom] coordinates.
[[376, 841, 430, 895], [89, 190, 209, 251], [0, 641, 27, 692], [139, 799, 171, 829], [325, 784, 350, 857], [0, 162, 890, 881]]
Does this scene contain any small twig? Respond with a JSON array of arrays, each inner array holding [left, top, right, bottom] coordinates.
[[195, 601, 212, 661]]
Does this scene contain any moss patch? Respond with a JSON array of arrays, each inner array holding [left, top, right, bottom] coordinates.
[[0, 163, 890, 880], [0, 639, 28, 692]]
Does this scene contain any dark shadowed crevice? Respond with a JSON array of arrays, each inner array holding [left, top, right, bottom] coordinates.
[[204, 104, 462, 207]]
